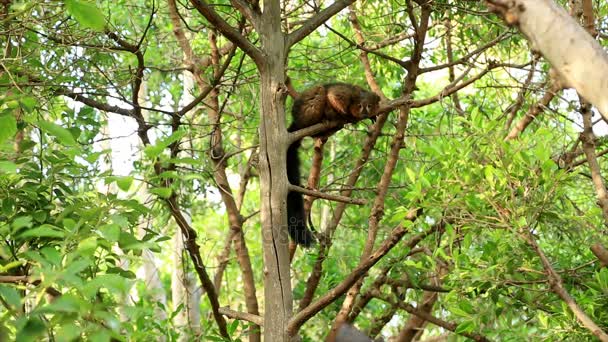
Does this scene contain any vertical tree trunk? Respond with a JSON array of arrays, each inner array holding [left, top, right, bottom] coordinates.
[[257, 2, 293, 339]]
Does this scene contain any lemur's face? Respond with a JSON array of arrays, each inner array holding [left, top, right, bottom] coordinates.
[[358, 92, 380, 117]]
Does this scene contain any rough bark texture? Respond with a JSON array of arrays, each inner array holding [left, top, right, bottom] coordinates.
[[257, 5, 293, 340], [591, 244, 608, 267], [487, 0, 608, 118]]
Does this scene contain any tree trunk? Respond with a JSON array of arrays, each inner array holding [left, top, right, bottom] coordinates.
[[257, 2, 293, 340]]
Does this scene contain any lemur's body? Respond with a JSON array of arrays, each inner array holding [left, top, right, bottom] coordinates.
[[286, 82, 380, 246]]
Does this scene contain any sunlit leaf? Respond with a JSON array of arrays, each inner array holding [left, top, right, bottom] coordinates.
[[65, 0, 106, 32], [0, 114, 17, 144], [20, 224, 65, 238], [38, 121, 77, 146]]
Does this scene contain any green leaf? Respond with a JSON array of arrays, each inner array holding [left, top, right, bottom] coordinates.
[[12, 216, 33, 230], [65, 0, 106, 32], [115, 176, 133, 192], [405, 167, 416, 184], [32, 210, 47, 223], [228, 320, 240, 334], [37, 295, 84, 314], [143, 144, 164, 158], [38, 121, 77, 146], [0, 161, 17, 174], [0, 285, 22, 309], [0, 114, 17, 144], [54, 323, 80, 342], [20, 224, 65, 239], [88, 330, 112, 342], [0, 260, 25, 273], [16, 317, 46, 342], [99, 223, 121, 242], [41, 247, 62, 266], [484, 164, 495, 188], [77, 236, 98, 254], [455, 320, 475, 334], [144, 130, 187, 158], [150, 187, 172, 199], [19, 97, 37, 112], [118, 232, 141, 250]]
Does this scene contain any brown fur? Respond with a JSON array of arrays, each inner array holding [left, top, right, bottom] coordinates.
[[285, 81, 380, 247], [289, 82, 380, 132]]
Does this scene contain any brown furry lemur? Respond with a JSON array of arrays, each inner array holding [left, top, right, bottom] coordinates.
[[285, 79, 381, 247]]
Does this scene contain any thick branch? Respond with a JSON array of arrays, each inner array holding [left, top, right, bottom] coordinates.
[[348, 7, 386, 100], [219, 307, 264, 326], [288, 121, 343, 143], [288, 184, 366, 205], [287, 0, 356, 48], [591, 243, 608, 267], [298, 112, 391, 311], [330, 6, 431, 338], [580, 99, 608, 221], [230, 0, 260, 29], [189, 0, 263, 62]]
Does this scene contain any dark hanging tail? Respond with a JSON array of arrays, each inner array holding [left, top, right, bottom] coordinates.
[[286, 134, 316, 247]]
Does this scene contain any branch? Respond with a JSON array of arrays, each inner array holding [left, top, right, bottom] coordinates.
[[298, 112, 392, 311], [504, 56, 539, 130], [287, 0, 356, 48], [288, 184, 366, 205], [56, 89, 134, 118], [504, 80, 560, 141], [177, 44, 238, 117], [219, 306, 264, 326], [377, 62, 502, 116], [579, 98, 608, 222], [189, 0, 263, 62], [167, 196, 229, 338], [486, 0, 608, 119], [348, 7, 386, 100], [288, 121, 343, 144], [323, 23, 412, 70], [289, 221, 436, 335], [230, 0, 260, 29], [591, 243, 608, 267], [374, 293, 491, 342], [330, 5, 432, 339], [0, 275, 27, 283], [420, 32, 512, 73], [525, 231, 608, 341], [0, 276, 62, 299]]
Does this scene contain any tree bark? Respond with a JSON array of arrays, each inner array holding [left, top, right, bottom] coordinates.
[[487, 0, 608, 119], [257, 3, 293, 340]]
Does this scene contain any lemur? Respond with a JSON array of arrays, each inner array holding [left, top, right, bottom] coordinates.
[[286, 80, 380, 246]]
